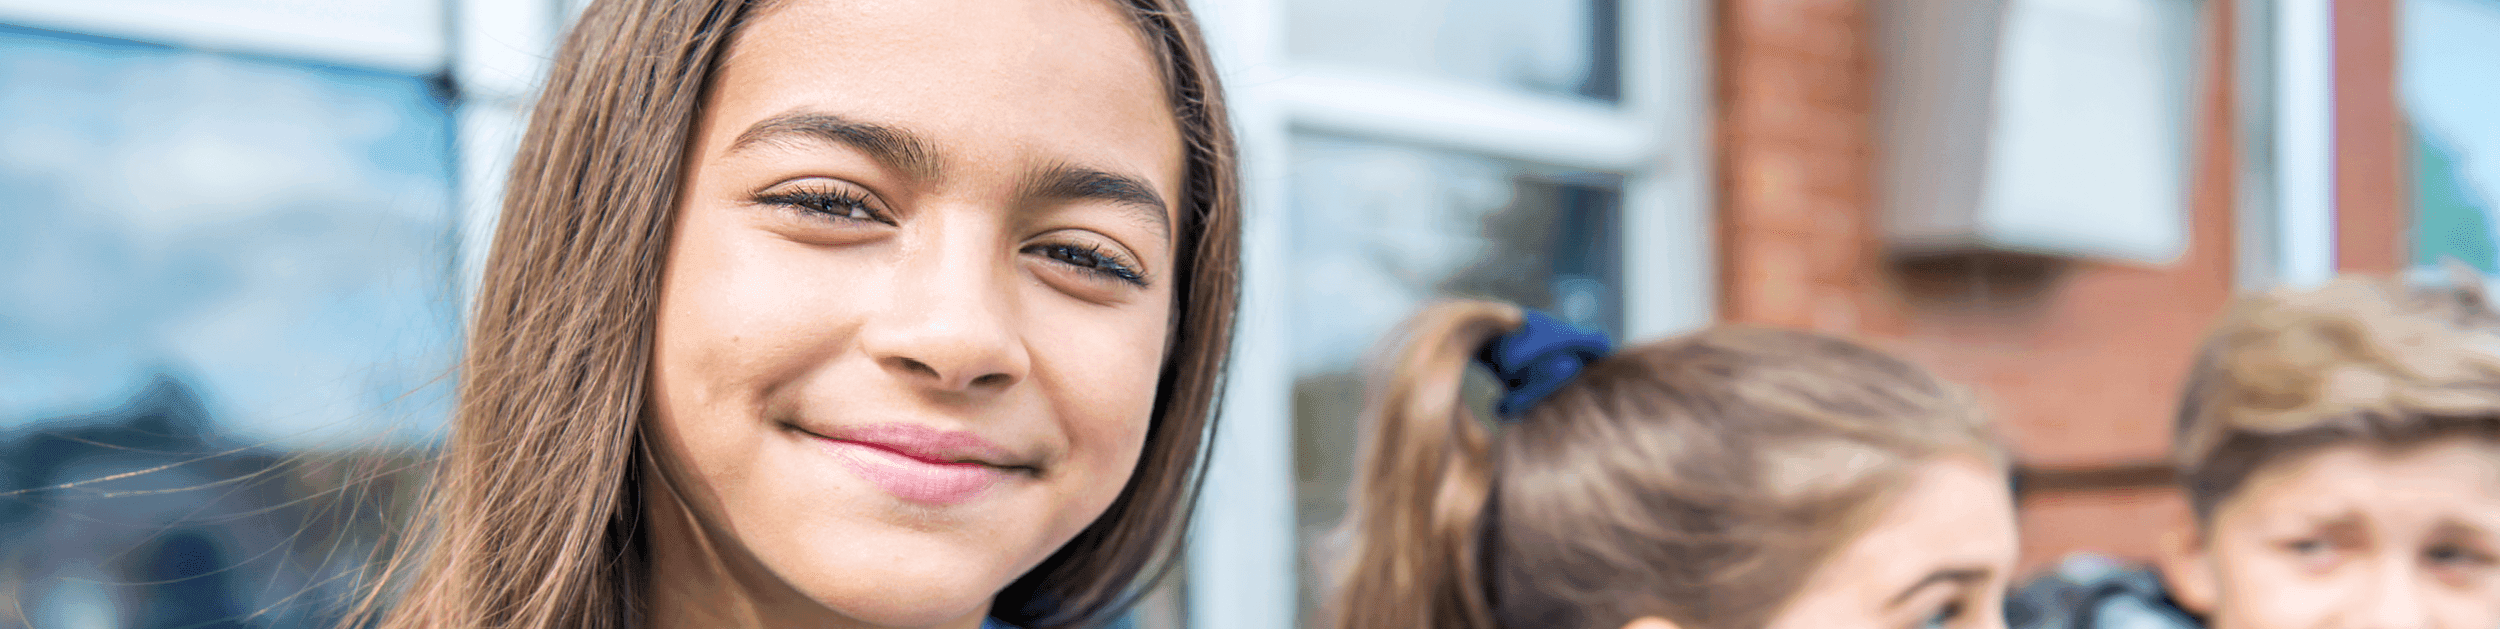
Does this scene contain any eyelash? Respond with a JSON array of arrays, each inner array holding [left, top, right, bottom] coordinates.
[[2428, 543, 2497, 567], [1919, 600, 1964, 629], [755, 187, 1145, 287], [1026, 241, 1146, 286], [757, 188, 888, 224]]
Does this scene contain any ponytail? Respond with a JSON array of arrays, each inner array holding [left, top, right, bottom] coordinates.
[[1328, 305, 1999, 629], [1331, 300, 1523, 629]]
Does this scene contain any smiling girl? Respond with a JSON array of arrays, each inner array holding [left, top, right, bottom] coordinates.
[[355, 1, 1238, 628], [1332, 301, 2020, 629]]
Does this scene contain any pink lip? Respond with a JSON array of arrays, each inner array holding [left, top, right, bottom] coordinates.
[[800, 423, 1019, 505]]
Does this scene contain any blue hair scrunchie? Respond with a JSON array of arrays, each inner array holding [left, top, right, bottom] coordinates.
[[1473, 310, 1616, 418]]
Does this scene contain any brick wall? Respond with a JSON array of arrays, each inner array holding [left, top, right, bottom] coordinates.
[[1716, 0, 1885, 335], [2336, 0, 2405, 274], [1715, 0, 2236, 574], [1715, 0, 2408, 575]]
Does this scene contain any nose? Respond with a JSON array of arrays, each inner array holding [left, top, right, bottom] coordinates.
[[855, 223, 1030, 395], [2346, 557, 2432, 629]]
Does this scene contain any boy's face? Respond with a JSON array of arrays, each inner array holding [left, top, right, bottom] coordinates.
[[2161, 437, 2500, 629]]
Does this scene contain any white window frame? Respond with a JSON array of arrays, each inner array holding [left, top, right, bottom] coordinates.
[[449, 0, 573, 308], [1185, 2, 1714, 629], [2235, 0, 2337, 289], [0, 0, 448, 73]]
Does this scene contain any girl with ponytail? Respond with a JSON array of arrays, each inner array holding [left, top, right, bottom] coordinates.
[[1333, 300, 2018, 629]]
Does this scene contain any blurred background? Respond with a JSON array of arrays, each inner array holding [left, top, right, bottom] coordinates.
[[0, 0, 2492, 628]]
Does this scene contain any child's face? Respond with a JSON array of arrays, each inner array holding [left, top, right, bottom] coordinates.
[[642, 0, 1184, 625], [1757, 454, 2019, 629], [2164, 437, 2500, 629]]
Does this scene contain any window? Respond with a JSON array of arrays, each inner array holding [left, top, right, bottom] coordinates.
[[0, 0, 567, 623], [0, 19, 459, 626], [1184, 1, 1713, 628], [2402, 0, 2500, 277]]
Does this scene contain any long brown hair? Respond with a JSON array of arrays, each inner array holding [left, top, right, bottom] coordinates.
[[1331, 300, 1996, 629], [351, 1, 1239, 627]]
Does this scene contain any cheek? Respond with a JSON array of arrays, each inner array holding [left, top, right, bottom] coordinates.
[[2209, 541, 2335, 629], [1028, 298, 1169, 490], [648, 205, 880, 498], [655, 208, 877, 405], [2429, 558, 2500, 628]]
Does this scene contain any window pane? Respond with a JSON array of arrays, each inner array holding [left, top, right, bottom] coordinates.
[[2403, 0, 2500, 273], [0, 24, 454, 626], [1287, 0, 1622, 102], [1284, 135, 1622, 617]]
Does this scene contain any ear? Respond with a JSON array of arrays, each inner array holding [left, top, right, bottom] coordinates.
[[1621, 616, 1685, 629], [2154, 510, 2221, 616]]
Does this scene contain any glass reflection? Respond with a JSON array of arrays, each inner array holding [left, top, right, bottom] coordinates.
[[1287, 0, 1622, 101], [0, 23, 455, 628], [1284, 135, 1622, 619]]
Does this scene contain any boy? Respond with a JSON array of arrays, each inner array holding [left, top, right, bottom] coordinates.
[[2011, 276, 2500, 629]]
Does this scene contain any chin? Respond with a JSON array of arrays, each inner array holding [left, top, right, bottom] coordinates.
[[813, 585, 996, 628], [779, 523, 1025, 627]]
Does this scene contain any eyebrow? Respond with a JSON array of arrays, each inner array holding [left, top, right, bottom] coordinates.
[[1021, 162, 1173, 244], [2285, 511, 2366, 532], [1885, 567, 1991, 608], [2433, 518, 2497, 541], [727, 110, 1173, 243], [728, 111, 943, 181]]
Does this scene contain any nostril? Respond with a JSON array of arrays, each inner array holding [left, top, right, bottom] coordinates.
[[970, 373, 1012, 388], [897, 357, 940, 379]]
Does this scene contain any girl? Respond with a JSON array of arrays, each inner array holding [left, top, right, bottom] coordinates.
[[1334, 301, 2018, 629], [355, 1, 1239, 628]]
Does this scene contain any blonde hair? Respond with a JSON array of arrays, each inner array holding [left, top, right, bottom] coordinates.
[[351, 0, 1241, 627], [2174, 271, 2500, 519], [1330, 300, 1998, 629]]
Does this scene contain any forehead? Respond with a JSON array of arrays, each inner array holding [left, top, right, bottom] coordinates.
[[706, 0, 1183, 187], [2222, 438, 2500, 527], [1804, 456, 2018, 603]]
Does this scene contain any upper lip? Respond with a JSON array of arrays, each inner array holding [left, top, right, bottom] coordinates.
[[798, 422, 1030, 470]]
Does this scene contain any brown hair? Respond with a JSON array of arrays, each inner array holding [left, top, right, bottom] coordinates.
[[349, 1, 1239, 627], [1330, 300, 1997, 629], [2173, 271, 2500, 521]]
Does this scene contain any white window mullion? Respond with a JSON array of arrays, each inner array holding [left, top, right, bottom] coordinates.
[[1276, 67, 1654, 173], [2274, 0, 2336, 286], [1617, 0, 1714, 339], [450, 0, 565, 309], [1187, 2, 1300, 629]]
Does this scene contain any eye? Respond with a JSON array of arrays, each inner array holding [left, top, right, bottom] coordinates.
[[1023, 241, 1146, 286], [2279, 536, 2348, 573], [754, 183, 891, 225], [2426, 542, 2496, 569], [1918, 600, 1965, 629], [2426, 541, 2499, 588]]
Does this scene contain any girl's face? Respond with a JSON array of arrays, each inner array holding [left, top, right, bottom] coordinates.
[[643, 0, 1184, 626], [1757, 454, 2019, 629]]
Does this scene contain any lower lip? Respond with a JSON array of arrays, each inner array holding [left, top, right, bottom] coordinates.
[[813, 439, 1006, 505]]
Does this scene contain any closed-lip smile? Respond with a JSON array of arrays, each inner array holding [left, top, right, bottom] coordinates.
[[791, 422, 1029, 504]]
